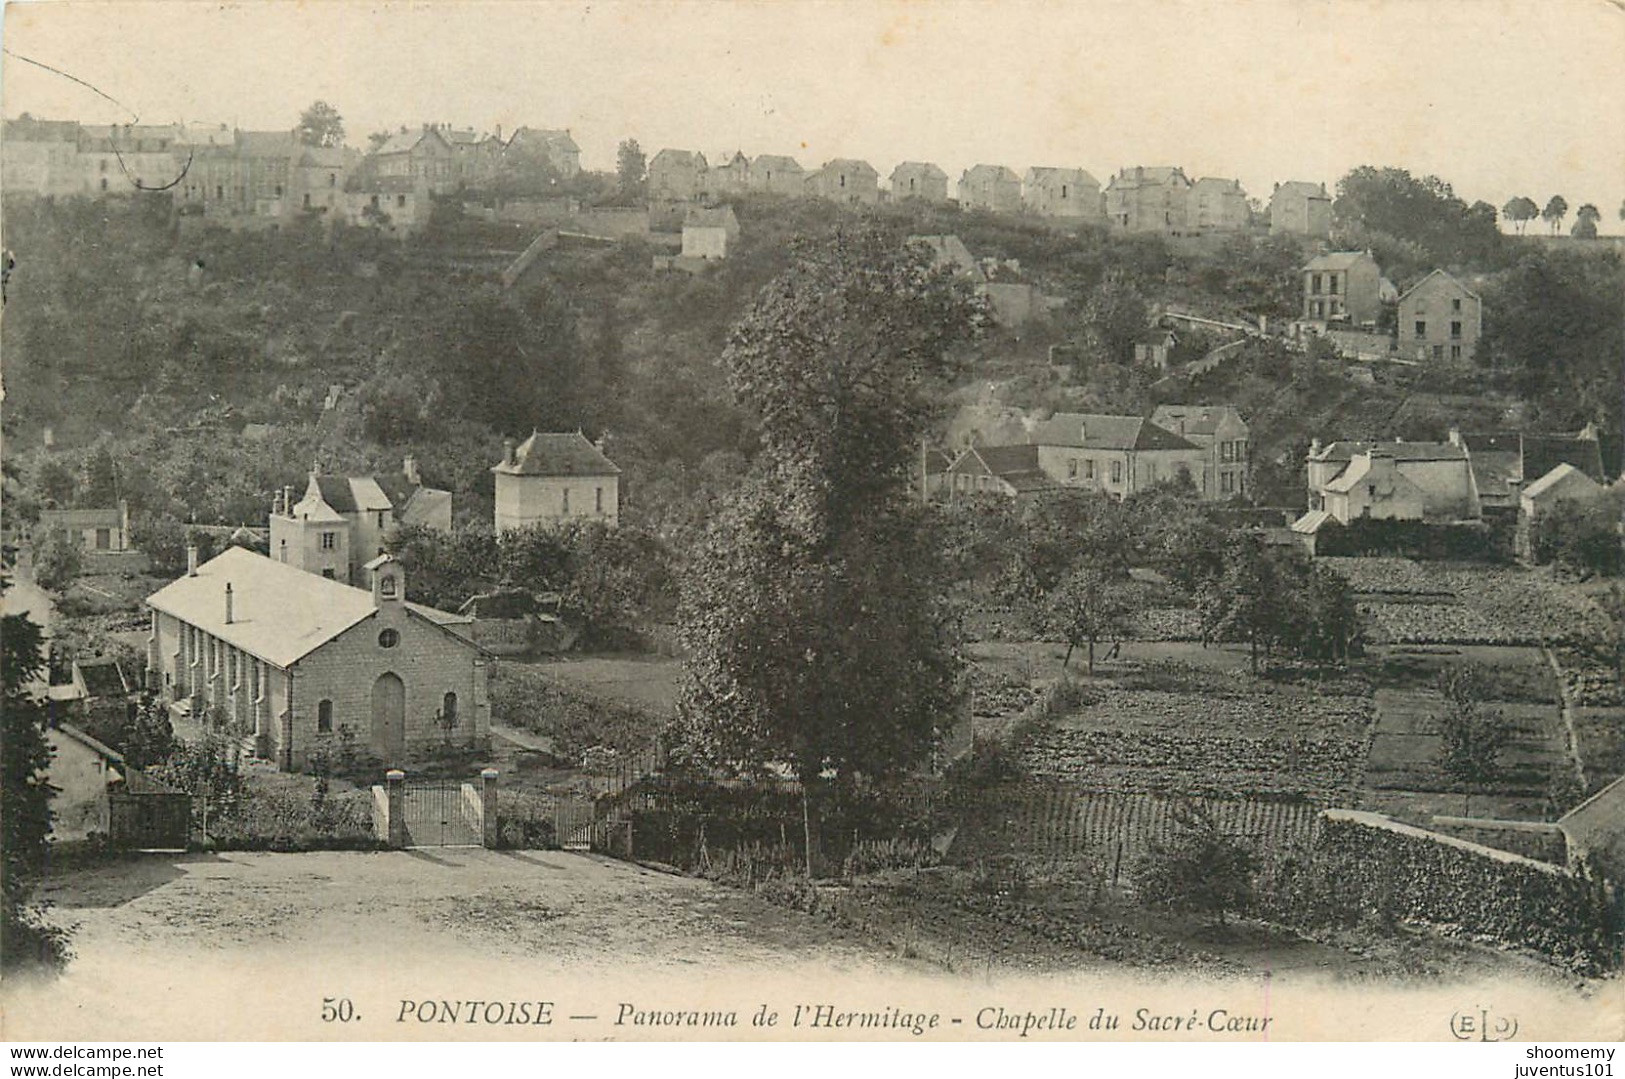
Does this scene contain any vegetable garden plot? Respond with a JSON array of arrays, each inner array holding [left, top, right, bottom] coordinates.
[[1017, 688, 1374, 797], [1363, 600, 1531, 645], [1423, 566, 1615, 648], [1321, 557, 1447, 596]]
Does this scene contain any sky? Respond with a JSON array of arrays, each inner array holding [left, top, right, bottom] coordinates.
[[3, 0, 1623, 232]]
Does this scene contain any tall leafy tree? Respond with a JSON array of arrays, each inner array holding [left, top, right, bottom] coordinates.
[[1572, 203, 1602, 240], [2, 583, 70, 972], [295, 101, 345, 148], [1502, 196, 1539, 235], [1077, 275, 1149, 367], [678, 227, 981, 795], [616, 138, 647, 195], [1542, 195, 1569, 234]]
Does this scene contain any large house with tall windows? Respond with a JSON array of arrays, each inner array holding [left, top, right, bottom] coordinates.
[[146, 547, 487, 771], [268, 458, 451, 585], [1301, 250, 1382, 325], [491, 431, 621, 532]]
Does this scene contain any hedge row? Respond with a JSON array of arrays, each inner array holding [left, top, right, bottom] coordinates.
[[1311, 813, 1618, 971]]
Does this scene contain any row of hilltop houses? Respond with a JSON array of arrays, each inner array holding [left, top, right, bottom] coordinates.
[[6, 113, 1340, 239], [647, 150, 1334, 237], [1, 117, 581, 236]]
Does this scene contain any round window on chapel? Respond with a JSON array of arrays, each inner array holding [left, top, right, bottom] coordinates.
[[378, 629, 400, 649]]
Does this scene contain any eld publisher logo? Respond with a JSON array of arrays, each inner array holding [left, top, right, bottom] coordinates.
[[1451, 1007, 1518, 1042]]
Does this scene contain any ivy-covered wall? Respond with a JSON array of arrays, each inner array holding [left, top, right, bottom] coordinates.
[[1316, 810, 1618, 971]]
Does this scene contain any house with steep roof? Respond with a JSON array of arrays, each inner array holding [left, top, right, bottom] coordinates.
[[709, 151, 752, 194], [1104, 166, 1193, 234], [1150, 405, 1250, 499], [1461, 425, 1608, 513], [942, 445, 1059, 500], [1022, 167, 1102, 220], [957, 164, 1022, 214], [1319, 450, 1428, 523], [491, 431, 621, 532], [45, 723, 126, 841], [682, 205, 741, 260], [1189, 177, 1249, 232], [147, 547, 486, 769], [1269, 181, 1332, 237], [1396, 269, 1483, 364], [269, 457, 451, 585], [1520, 462, 1605, 524], [504, 127, 581, 177], [648, 149, 709, 201], [1305, 437, 1478, 521], [890, 162, 949, 203], [1024, 412, 1206, 498], [804, 159, 879, 205], [749, 154, 805, 196], [1302, 250, 1382, 325], [371, 125, 457, 193]]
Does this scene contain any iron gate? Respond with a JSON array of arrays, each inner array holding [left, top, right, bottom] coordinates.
[[403, 780, 480, 847], [553, 795, 595, 850]]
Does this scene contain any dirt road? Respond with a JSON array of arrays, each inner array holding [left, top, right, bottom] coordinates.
[[4, 848, 909, 1040]]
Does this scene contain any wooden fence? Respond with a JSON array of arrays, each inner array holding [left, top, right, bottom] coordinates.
[[952, 784, 1325, 869]]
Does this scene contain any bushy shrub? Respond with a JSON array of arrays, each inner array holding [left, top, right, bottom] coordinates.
[[1133, 803, 1258, 924], [496, 793, 561, 850]]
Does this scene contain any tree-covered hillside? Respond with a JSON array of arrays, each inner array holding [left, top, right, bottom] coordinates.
[[3, 163, 1619, 544]]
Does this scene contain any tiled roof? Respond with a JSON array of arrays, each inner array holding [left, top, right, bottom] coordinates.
[[964, 164, 1019, 183], [752, 155, 803, 173], [55, 723, 123, 764], [1303, 251, 1374, 272], [1291, 510, 1338, 534], [492, 431, 621, 477], [1028, 413, 1199, 452], [1273, 181, 1328, 199], [38, 506, 122, 530], [1150, 404, 1245, 438], [1025, 166, 1098, 188], [1522, 462, 1601, 503], [312, 475, 358, 514], [375, 129, 429, 155], [508, 128, 579, 153], [821, 158, 877, 176], [893, 161, 947, 179], [651, 148, 705, 168], [1311, 440, 1466, 463], [146, 547, 469, 669], [1397, 268, 1481, 304], [949, 445, 1057, 494]]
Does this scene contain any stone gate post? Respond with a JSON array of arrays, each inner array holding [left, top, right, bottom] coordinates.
[[480, 768, 499, 848], [386, 769, 407, 849]]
